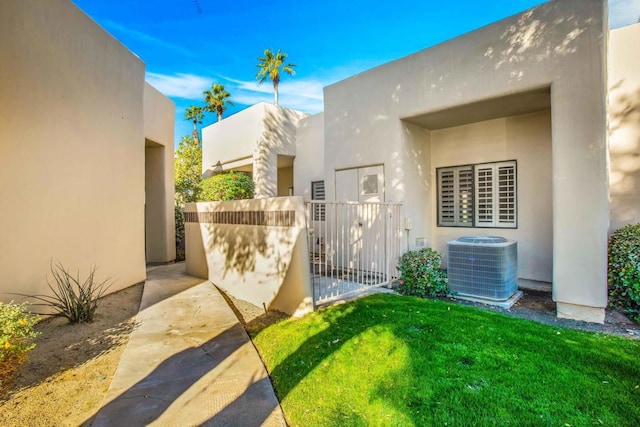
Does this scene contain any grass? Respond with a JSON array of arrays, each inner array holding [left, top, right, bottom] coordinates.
[[252, 294, 640, 426]]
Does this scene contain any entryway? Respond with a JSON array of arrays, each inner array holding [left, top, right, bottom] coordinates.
[[306, 200, 403, 305]]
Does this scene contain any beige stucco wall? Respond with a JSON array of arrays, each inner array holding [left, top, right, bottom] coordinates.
[[293, 113, 325, 200], [431, 111, 553, 282], [202, 103, 308, 198], [0, 0, 174, 301], [144, 83, 176, 263], [277, 166, 293, 196], [184, 197, 313, 316], [321, 0, 609, 322], [608, 23, 640, 231]]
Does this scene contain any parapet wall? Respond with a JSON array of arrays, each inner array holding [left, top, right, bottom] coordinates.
[[184, 197, 312, 316]]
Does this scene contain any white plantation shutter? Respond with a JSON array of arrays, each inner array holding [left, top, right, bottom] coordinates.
[[474, 161, 517, 228], [438, 169, 456, 225], [475, 165, 495, 226], [497, 162, 517, 227], [438, 161, 516, 229], [311, 181, 325, 221], [438, 166, 473, 227], [457, 167, 474, 226]]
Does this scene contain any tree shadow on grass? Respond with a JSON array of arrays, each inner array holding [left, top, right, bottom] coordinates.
[[247, 294, 640, 426]]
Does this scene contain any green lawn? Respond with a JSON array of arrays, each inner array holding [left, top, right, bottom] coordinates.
[[252, 294, 640, 426]]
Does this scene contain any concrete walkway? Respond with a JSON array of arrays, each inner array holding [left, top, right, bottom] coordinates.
[[89, 263, 285, 427]]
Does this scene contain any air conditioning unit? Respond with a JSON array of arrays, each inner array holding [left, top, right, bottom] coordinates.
[[447, 236, 518, 302]]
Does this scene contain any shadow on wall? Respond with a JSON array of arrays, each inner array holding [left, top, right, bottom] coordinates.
[[609, 81, 640, 229], [254, 107, 302, 198], [203, 222, 289, 280], [186, 198, 312, 315]]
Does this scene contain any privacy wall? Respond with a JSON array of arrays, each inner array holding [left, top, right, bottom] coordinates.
[[185, 197, 313, 316]]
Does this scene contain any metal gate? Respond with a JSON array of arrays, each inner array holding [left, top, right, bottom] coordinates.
[[305, 201, 403, 304]]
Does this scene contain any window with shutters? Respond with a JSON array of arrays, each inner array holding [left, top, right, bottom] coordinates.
[[437, 166, 473, 227], [311, 180, 326, 221], [437, 160, 516, 228]]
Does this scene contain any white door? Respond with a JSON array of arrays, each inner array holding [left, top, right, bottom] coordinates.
[[357, 165, 384, 202], [335, 165, 384, 202], [334, 165, 385, 278]]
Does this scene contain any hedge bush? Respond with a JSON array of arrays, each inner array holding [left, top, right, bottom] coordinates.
[[0, 302, 39, 393], [198, 172, 254, 201], [397, 248, 448, 298], [175, 205, 185, 261], [608, 223, 640, 321]]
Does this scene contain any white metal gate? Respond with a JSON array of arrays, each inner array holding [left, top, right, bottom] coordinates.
[[306, 201, 403, 304]]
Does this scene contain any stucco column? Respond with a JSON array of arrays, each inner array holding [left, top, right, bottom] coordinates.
[[253, 138, 277, 198], [550, 23, 609, 323]]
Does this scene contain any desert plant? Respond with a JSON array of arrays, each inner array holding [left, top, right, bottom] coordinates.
[[608, 223, 640, 321], [198, 171, 254, 201], [397, 248, 448, 298], [18, 262, 112, 323], [0, 302, 39, 392], [175, 205, 185, 261]]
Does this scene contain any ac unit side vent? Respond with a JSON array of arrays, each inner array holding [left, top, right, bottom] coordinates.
[[447, 236, 517, 301]]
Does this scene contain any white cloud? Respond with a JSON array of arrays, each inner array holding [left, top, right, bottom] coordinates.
[[609, 0, 640, 28], [103, 20, 195, 58], [217, 75, 325, 113], [146, 72, 211, 99], [146, 66, 359, 113]]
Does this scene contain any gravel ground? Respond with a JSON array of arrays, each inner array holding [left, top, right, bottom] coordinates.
[[448, 289, 640, 339], [221, 285, 640, 340]]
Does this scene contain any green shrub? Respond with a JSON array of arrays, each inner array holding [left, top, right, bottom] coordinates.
[[608, 223, 640, 321], [0, 302, 39, 392], [198, 171, 254, 201], [175, 205, 185, 262], [397, 248, 448, 298], [19, 262, 112, 323]]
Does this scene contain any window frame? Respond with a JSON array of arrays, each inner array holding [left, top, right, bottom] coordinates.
[[436, 160, 517, 229], [311, 180, 326, 221]]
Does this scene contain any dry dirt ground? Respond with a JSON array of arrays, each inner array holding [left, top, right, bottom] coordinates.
[[1, 283, 637, 426], [0, 284, 144, 426]]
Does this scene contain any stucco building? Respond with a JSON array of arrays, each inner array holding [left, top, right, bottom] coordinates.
[[0, 0, 176, 300], [202, 0, 640, 323]]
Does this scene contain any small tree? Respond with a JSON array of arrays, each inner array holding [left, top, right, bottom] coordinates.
[[174, 135, 202, 205], [199, 172, 254, 201], [184, 105, 205, 146], [0, 302, 39, 393], [203, 83, 233, 122], [397, 248, 448, 298], [256, 48, 295, 106]]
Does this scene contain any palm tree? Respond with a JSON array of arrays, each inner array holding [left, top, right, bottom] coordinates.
[[256, 49, 295, 106], [203, 83, 233, 122], [184, 105, 204, 146]]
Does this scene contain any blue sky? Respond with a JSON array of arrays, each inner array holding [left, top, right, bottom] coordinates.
[[72, 0, 640, 147]]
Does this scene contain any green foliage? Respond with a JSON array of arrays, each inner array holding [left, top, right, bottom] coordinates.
[[397, 248, 448, 298], [608, 223, 640, 321], [253, 294, 640, 426], [256, 48, 295, 105], [174, 135, 202, 205], [203, 83, 232, 122], [183, 105, 204, 127], [19, 263, 112, 324], [198, 171, 254, 201], [175, 205, 185, 262], [0, 302, 39, 392], [184, 105, 205, 147]]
